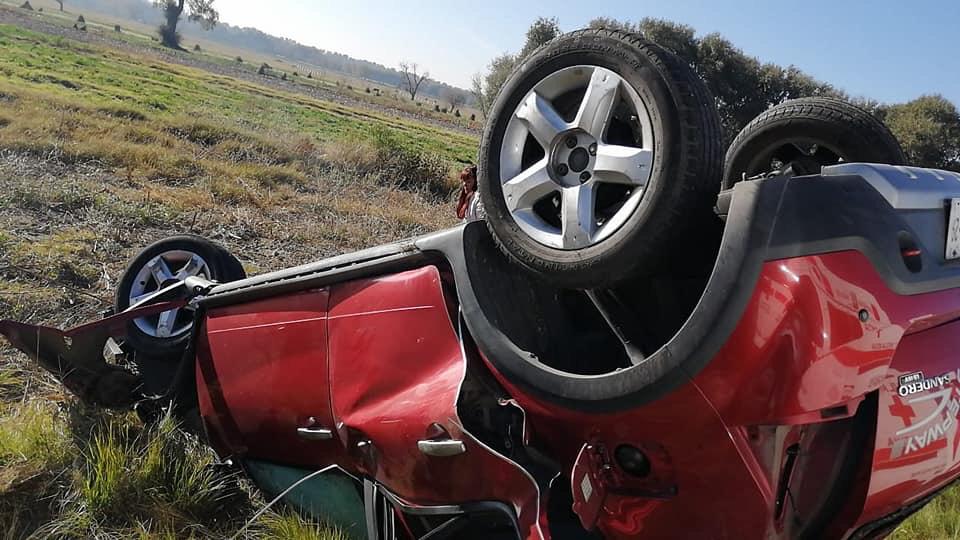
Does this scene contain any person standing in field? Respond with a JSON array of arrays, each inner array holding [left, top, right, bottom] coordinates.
[[456, 165, 485, 222]]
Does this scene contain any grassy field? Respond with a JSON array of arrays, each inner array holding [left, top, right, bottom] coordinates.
[[0, 0, 485, 129], [0, 20, 465, 539], [0, 11, 958, 540]]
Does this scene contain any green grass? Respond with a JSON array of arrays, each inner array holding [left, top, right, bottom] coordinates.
[[893, 486, 960, 539], [0, 24, 476, 164]]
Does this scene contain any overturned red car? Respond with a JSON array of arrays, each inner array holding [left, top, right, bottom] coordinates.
[[4, 28, 960, 539]]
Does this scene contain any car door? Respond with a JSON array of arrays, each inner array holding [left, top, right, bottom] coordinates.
[[326, 265, 546, 538], [196, 288, 343, 468]]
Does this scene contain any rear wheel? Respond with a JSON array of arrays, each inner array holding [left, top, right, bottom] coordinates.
[[722, 97, 906, 188], [479, 28, 722, 289]]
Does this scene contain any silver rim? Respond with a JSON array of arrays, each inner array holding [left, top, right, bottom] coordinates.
[[128, 250, 211, 338], [499, 65, 655, 250]]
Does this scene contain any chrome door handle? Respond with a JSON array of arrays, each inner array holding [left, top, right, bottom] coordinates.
[[417, 439, 466, 457], [297, 427, 333, 441]]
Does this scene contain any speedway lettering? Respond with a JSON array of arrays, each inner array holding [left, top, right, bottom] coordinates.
[[890, 369, 960, 458], [898, 371, 953, 396]]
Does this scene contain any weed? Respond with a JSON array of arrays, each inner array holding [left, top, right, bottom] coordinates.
[[97, 105, 148, 122], [0, 399, 69, 469], [256, 510, 348, 540]]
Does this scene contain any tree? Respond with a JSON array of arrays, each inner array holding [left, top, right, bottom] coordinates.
[[153, 0, 219, 49], [885, 95, 960, 172], [399, 62, 429, 100], [481, 53, 517, 113], [55, 0, 63, 11], [476, 17, 563, 112], [443, 89, 466, 113], [519, 16, 561, 58], [470, 73, 489, 119], [587, 16, 840, 140]]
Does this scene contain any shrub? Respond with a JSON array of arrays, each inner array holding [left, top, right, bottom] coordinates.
[[454, 109, 461, 117], [235, 56, 243, 63], [441, 107, 448, 114], [307, 72, 312, 79], [365, 87, 371, 93], [281, 73, 287, 81], [114, 25, 122, 33], [433, 104, 440, 112], [157, 24, 181, 48], [367, 126, 452, 200], [193, 44, 201, 52], [470, 113, 476, 121], [257, 63, 271, 76]]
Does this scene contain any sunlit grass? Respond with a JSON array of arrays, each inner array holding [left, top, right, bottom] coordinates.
[[892, 486, 960, 540], [256, 510, 349, 540], [0, 398, 69, 469]]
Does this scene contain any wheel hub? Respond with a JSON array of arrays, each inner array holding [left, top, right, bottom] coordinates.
[[129, 250, 211, 339], [551, 130, 597, 186]]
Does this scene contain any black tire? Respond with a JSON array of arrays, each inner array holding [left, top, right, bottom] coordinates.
[[115, 235, 246, 357], [722, 97, 906, 189], [478, 28, 722, 289]]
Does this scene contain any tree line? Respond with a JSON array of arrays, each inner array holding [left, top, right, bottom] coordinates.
[[472, 17, 960, 172]]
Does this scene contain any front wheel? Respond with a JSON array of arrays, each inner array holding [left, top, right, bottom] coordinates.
[[478, 28, 722, 289], [114, 235, 245, 357]]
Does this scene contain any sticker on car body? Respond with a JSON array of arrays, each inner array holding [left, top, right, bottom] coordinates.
[[945, 198, 960, 260]]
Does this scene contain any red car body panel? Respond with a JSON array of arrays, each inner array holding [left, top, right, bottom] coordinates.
[[326, 265, 546, 537], [197, 289, 343, 468], [479, 250, 960, 538]]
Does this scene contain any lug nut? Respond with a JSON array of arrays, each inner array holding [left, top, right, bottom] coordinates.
[[565, 135, 578, 149], [557, 164, 569, 176], [580, 171, 591, 182], [589, 143, 597, 156]]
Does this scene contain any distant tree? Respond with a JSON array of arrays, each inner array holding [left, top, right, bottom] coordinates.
[[399, 61, 429, 100], [476, 17, 561, 112], [55, 0, 63, 11], [153, 0, 219, 49], [470, 72, 489, 119], [443, 89, 466, 113], [885, 95, 960, 172], [481, 53, 516, 112]]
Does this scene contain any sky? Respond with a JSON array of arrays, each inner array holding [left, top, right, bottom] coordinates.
[[215, 0, 960, 105]]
